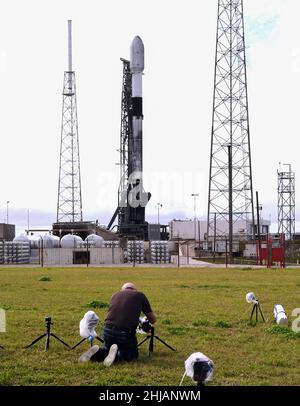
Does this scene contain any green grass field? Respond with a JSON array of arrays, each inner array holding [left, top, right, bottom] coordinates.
[[0, 266, 299, 386]]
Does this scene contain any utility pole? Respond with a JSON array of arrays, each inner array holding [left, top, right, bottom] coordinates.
[[156, 203, 163, 224], [191, 194, 199, 242], [228, 145, 233, 263], [256, 191, 262, 264], [6, 201, 9, 224]]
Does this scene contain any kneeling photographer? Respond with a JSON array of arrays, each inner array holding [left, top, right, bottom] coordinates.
[[79, 282, 156, 366]]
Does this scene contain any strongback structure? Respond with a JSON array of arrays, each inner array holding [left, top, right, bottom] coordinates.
[[108, 38, 151, 240], [207, 0, 254, 247], [56, 20, 83, 223], [278, 164, 295, 240], [107, 59, 132, 232]]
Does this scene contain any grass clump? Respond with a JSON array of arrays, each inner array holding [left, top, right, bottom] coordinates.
[[38, 276, 52, 282], [167, 326, 188, 335], [267, 325, 300, 339], [0, 304, 11, 311], [215, 320, 232, 328], [161, 319, 172, 325], [192, 318, 210, 327], [197, 284, 230, 289], [86, 300, 109, 309]]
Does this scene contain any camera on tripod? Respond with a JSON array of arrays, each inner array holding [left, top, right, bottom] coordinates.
[[139, 318, 152, 334], [45, 316, 51, 324]]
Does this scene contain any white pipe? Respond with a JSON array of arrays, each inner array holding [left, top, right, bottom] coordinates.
[[68, 20, 72, 72]]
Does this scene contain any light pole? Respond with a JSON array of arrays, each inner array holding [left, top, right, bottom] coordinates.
[[156, 203, 163, 224], [6, 201, 10, 224], [191, 194, 199, 241]]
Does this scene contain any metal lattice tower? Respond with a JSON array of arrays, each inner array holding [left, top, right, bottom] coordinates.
[[57, 20, 83, 223], [278, 164, 295, 240], [207, 0, 254, 243], [107, 58, 132, 230], [118, 58, 132, 228]]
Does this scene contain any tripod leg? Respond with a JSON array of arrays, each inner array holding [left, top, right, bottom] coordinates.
[[154, 336, 176, 352], [250, 305, 256, 321], [149, 334, 154, 356], [95, 336, 104, 344], [25, 333, 46, 349], [258, 304, 266, 322], [256, 304, 258, 323], [138, 336, 150, 347], [50, 333, 71, 349], [45, 332, 50, 351], [71, 338, 86, 350]]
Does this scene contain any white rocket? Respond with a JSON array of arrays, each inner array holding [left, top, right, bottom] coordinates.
[[130, 36, 144, 184]]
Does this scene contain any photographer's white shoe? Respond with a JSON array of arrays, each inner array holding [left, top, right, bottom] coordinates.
[[78, 345, 100, 363], [103, 344, 118, 367]]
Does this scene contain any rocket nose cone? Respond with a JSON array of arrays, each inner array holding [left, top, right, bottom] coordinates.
[[130, 35, 144, 73]]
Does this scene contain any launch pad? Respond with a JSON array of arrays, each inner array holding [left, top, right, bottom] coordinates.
[[52, 221, 118, 241]]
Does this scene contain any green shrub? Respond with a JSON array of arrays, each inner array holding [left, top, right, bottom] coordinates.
[[267, 325, 300, 339], [192, 319, 209, 327], [162, 319, 172, 325], [38, 276, 52, 282], [86, 300, 109, 309], [215, 320, 232, 328], [0, 304, 11, 311]]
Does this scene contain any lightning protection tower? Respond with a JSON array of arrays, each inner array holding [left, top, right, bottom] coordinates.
[[207, 0, 255, 252], [57, 20, 83, 223], [278, 164, 295, 240]]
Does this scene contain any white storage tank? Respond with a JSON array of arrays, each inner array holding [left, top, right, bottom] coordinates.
[[28, 234, 41, 249], [85, 234, 104, 247], [42, 234, 60, 248], [13, 234, 30, 243], [60, 234, 83, 248], [52, 235, 60, 248]]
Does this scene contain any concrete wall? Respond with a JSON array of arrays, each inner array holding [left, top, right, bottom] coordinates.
[[43, 248, 73, 265], [42, 247, 123, 265], [90, 247, 122, 264]]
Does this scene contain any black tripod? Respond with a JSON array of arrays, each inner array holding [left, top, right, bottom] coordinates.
[[25, 317, 71, 352], [71, 335, 104, 350], [250, 301, 265, 323], [138, 326, 176, 357]]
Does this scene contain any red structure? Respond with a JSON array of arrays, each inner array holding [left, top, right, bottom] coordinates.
[[257, 234, 285, 268]]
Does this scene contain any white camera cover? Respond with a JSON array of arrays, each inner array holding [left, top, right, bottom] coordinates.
[[79, 310, 99, 338], [246, 292, 257, 303], [185, 352, 214, 382], [273, 304, 288, 325]]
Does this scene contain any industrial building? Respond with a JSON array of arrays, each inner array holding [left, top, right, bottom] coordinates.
[[0, 224, 15, 241], [168, 219, 270, 242]]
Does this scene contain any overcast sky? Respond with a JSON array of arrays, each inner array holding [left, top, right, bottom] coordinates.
[[0, 0, 299, 233]]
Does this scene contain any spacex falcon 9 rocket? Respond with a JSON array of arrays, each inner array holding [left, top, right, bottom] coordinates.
[[108, 36, 151, 240]]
